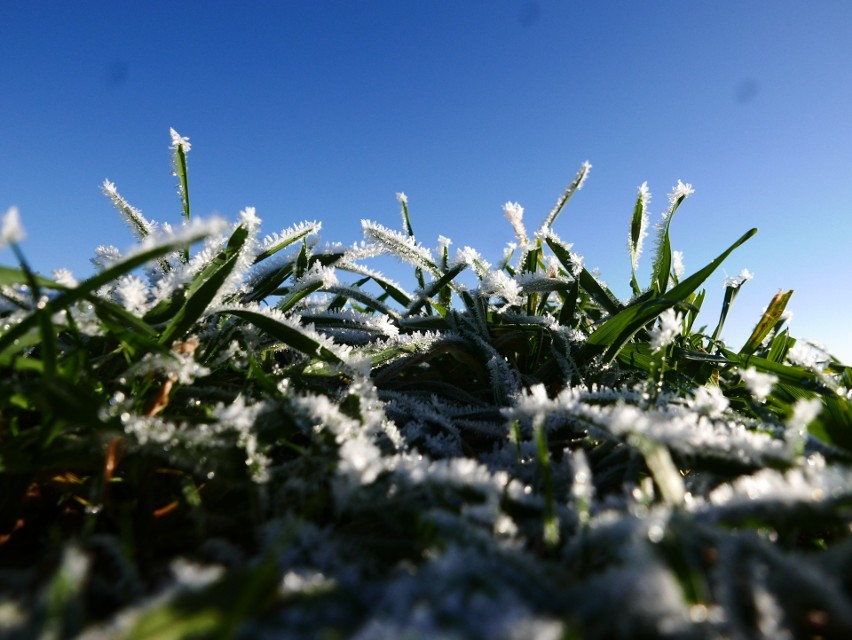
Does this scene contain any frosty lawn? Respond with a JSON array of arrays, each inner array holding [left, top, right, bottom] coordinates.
[[1, 130, 851, 639]]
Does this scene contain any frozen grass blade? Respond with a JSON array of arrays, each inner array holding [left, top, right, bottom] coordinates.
[[0, 236, 211, 356], [158, 225, 249, 345], [538, 161, 591, 232], [397, 193, 428, 305], [171, 128, 192, 263], [582, 227, 757, 363], [252, 221, 321, 265], [101, 180, 156, 241], [650, 180, 693, 294], [217, 307, 343, 363], [628, 182, 650, 296], [739, 289, 793, 355], [543, 232, 621, 315]]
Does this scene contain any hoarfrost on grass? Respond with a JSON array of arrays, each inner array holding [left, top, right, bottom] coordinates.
[[724, 267, 754, 289], [648, 308, 682, 352], [740, 367, 778, 402], [1, 206, 26, 247], [628, 181, 650, 271], [671, 250, 685, 279], [503, 201, 528, 246], [169, 127, 191, 153]]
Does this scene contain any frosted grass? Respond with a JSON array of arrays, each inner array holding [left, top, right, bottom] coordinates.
[[1, 130, 850, 639]]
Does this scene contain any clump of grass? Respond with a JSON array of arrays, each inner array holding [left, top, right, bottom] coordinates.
[[1, 131, 851, 639]]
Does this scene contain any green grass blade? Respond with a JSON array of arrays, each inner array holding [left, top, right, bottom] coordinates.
[[158, 226, 249, 345], [582, 228, 758, 363], [650, 184, 692, 294], [739, 289, 793, 355], [628, 184, 650, 296], [406, 262, 467, 316], [218, 308, 343, 363], [544, 234, 621, 315], [0, 240, 204, 356]]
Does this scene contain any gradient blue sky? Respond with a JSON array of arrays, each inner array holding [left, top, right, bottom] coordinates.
[[2, 1, 851, 361]]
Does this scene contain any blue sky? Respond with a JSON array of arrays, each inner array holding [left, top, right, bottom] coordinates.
[[2, 1, 851, 362]]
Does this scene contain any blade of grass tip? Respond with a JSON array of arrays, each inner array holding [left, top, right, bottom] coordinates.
[[9, 243, 57, 376], [739, 289, 793, 356], [439, 243, 452, 309], [582, 227, 758, 363], [629, 182, 650, 296], [170, 128, 192, 262], [539, 161, 591, 231], [650, 181, 694, 295], [710, 283, 742, 343], [397, 193, 429, 313]]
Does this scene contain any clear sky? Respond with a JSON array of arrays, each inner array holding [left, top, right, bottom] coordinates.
[[2, 1, 851, 362]]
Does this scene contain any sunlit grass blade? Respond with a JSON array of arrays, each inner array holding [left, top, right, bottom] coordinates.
[[710, 281, 745, 343], [582, 228, 757, 363], [628, 182, 650, 296], [739, 289, 793, 355], [650, 181, 693, 294]]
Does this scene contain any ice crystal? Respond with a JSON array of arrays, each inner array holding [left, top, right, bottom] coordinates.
[[648, 308, 682, 352], [787, 340, 821, 369], [786, 397, 822, 453], [113, 275, 151, 315], [503, 201, 528, 245], [479, 270, 522, 307], [724, 267, 754, 289], [211, 395, 271, 482], [740, 367, 778, 402], [668, 179, 694, 205], [1, 206, 26, 247], [52, 268, 77, 287], [671, 250, 685, 279], [169, 127, 191, 153], [690, 384, 730, 419], [455, 245, 491, 277]]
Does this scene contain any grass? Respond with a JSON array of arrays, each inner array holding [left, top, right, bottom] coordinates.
[[1, 131, 851, 639]]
